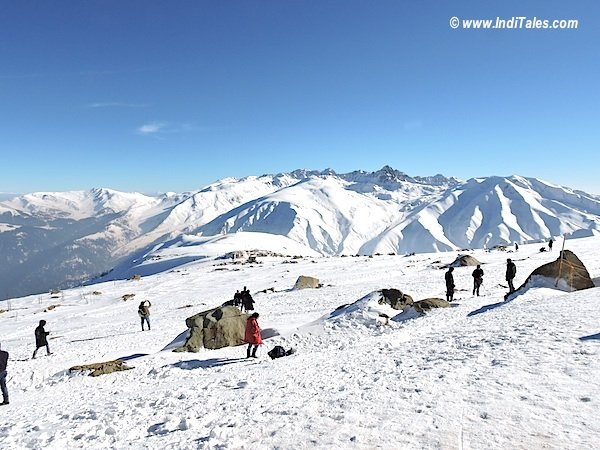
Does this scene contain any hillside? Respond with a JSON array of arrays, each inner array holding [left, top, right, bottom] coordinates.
[[0, 236, 598, 449]]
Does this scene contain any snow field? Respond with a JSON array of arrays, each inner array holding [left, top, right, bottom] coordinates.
[[0, 237, 598, 449]]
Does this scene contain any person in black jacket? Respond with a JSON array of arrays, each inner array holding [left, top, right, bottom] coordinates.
[[138, 301, 152, 331], [32, 320, 52, 359], [241, 287, 255, 312], [233, 290, 242, 308], [445, 267, 455, 302], [506, 259, 517, 293], [472, 265, 484, 296], [0, 342, 8, 405]]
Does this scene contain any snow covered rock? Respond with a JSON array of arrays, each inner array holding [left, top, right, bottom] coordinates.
[[513, 250, 594, 296], [319, 291, 400, 328], [173, 306, 249, 352], [380, 288, 414, 309], [449, 254, 481, 267], [294, 275, 321, 290]]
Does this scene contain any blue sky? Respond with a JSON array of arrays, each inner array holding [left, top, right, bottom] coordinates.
[[1, 1, 598, 194]]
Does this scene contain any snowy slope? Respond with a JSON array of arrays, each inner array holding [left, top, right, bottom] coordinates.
[[0, 236, 598, 449]]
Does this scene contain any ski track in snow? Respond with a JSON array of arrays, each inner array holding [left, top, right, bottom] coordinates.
[[0, 237, 599, 449]]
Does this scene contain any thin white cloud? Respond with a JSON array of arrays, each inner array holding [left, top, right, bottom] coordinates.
[[136, 121, 214, 137], [137, 121, 167, 135], [88, 102, 149, 109]]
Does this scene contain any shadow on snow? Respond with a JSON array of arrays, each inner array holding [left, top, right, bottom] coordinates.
[[117, 353, 149, 361], [70, 331, 138, 343], [171, 357, 249, 370], [579, 332, 600, 341], [467, 295, 515, 317]]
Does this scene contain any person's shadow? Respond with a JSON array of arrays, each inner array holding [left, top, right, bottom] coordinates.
[[467, 295, 516, 317]]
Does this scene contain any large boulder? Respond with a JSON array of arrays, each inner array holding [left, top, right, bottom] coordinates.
[[516, 250, 594, 293], [173, 306, 250, 352], [380, 288, 414, 310], [449, 255, 481, 267], [294, 275, 321, 290]]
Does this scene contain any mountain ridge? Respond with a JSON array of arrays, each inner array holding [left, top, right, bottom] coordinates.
[[1, 167, 599, 299]]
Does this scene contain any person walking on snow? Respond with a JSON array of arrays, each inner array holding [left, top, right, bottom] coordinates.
[[472, 264, 484, 296], [138, 301, 152, 331], [0, 342, 9, 405], [506, 258, 517, 294], [548, 238, 554, 251], [32, 320, 52, 359], [445, 267, 455, 302], [244, 312, 263, 358]]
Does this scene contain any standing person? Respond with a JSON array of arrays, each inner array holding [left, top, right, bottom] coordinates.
[[445, 267, 455, 302], [472, 264, 484, 296], [244, 312, 262, 358], [233, 290, 242, 308], [241, 289, 255, 312], [506, 258, 517, 294], [0, 343, 8, 405], [32, 320, 51, 359], [548, 238, 554, 251], [138, 301, 152, 331], [515, 243, 519, 252]]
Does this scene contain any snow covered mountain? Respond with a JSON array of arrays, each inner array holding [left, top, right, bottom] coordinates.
[[0, 175, 299, 299], [1, 167, 599, 299], [192, 170, 600, 255]]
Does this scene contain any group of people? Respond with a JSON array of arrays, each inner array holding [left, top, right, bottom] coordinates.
[[2, 245, 539, 407], [0, 292, 268, 408], [445, 258, 518, 302], [233, 286, 255, 312]]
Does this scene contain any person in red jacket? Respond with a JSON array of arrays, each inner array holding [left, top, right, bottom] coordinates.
[[244, 312, 262, 358]]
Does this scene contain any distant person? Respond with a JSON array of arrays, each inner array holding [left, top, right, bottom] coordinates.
[[445, 267, 455, 302], [138, 301, 152, 331], [506, 258, 517, 294], [244, 312, 263, 358], [515, 243, 519, 252], [548, 238, 554, 251], [233, 290, 242, 308], [241, 287, 255, 312], [32, 320, 52, 359], [472, 264, 484, 296], [0, 342, 8, 405]]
